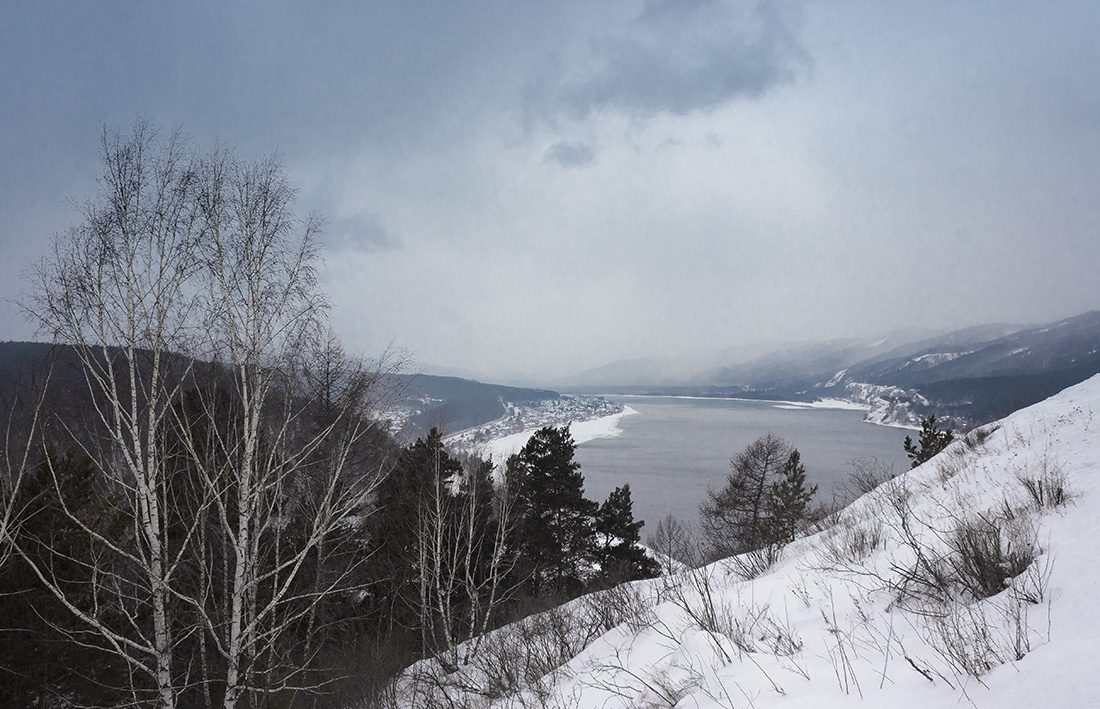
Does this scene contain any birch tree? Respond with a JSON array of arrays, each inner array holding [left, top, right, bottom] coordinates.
[[21, 119, 394, 708]]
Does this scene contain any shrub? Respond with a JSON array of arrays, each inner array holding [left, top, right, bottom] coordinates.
[[948, 515, 1038, 602], [1017, 458, 1070, 509], [963, 424, 999, 451], [840, 457, 898, 502]]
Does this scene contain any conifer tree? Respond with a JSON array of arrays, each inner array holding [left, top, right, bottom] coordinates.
[[699, 433, 789, 558], [506, 426, 597, 595], [758, 450, 817, 545], [595, 484, 660, 583], [903, 414, 955, 468], [369, 428, 462, 635]]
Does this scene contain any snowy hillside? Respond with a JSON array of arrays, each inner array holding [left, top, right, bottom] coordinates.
[[387, 375, 1100, 708]]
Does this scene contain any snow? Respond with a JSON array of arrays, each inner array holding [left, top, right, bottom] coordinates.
[[393, 374, 1100, 708], [772, 398, 869, 412], [825, 368, 849, 388], [476, 406, 639, 464]]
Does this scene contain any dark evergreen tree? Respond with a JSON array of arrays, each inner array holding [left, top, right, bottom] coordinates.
[[506, 425, 598, 595], [595, 484, 661, 583], [758, 450, 818, 545], [367, 428, 462, 637], [903, 414, 955, 468], [0, 450, 130, 708]]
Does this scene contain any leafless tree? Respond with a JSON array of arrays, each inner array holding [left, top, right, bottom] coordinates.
[[20, 119, 397, 708], [416, 453, 519, 667], [699, 433, 791, 560], [0, 363, 53, 571]]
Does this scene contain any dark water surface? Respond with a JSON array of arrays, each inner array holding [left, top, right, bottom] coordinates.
[[572, 396, 912, 531]]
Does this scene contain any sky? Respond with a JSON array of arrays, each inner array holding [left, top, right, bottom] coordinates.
[[3, 1, 1099, 383]]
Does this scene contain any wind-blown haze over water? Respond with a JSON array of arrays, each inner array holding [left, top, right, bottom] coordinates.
[[573, 396, 912, 531]]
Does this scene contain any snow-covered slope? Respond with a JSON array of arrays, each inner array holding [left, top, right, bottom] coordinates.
[[390, 375, 1100, 708]]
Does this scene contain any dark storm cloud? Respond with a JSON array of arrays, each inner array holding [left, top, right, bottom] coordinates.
[[545, 141, 597, 168], [528, 0, 810, 124], [3, 0, 1100, 381]]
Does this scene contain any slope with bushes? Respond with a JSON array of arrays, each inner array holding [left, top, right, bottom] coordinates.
[[385, 374, 1100, 708]]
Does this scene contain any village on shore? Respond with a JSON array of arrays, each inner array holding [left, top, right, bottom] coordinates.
[[445, 395, 623, 453]]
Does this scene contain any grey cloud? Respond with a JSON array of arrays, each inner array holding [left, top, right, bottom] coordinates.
[[326, 213, 400, 253], [545, 141, 597, 167], [529, 0, 810, 124]]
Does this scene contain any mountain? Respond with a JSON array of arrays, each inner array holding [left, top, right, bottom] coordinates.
[[554, 340, 792, 390], [0, 342, 562, 442], [560, 311, 1100, 430], [821, 310, 1100, 427], [393, 374, 1100, 707], [394, 373, 560, 437]]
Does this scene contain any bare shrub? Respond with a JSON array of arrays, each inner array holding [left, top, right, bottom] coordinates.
[[802, 498, 843, 535], [663, 563, 744, 664], [948, 515, 1038, 602], [883, 475, 1040, 608], [577, 582, 657, 636], [1017, 457, 1070, 509], [730, 543, 784, 580], [585, 647, 702, 708], [841, 457, 898, 501], [646, 513, 701, 570], [882, 479, 954, 603], [934, 448, 967, 484], [815, 515, 886, 570], [464, 605, 583, 700], [415, 583, 657, 705], [963, 424, 1000, 451], [1007, 551, 1054, 606], [925, 602, 1004, 677]]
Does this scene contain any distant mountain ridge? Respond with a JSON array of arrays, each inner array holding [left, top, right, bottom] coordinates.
[[559, 311, 1100, 430], [6, 310, 1098, 436], [0, 345, 563, 443]]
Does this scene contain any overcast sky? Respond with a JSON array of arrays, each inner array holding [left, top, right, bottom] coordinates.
[[3, 1, 1099, 382]]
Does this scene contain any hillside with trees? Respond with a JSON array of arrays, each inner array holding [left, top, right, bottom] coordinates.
[[387, 375, 1100, 708], [0, 121, 658, 708]]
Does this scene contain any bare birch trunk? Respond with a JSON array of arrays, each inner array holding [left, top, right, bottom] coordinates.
[[22, 119, 397, 708]]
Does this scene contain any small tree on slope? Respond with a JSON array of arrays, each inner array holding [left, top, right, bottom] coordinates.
[[595, 484, 661, 583], [904, 414, 955, 468], [758, 449, 817, 546], [699, 433, 790, 559]]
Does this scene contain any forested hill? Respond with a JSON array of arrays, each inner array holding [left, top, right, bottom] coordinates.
[[396, 373, 560, 436], [0, 343, 562, 439]]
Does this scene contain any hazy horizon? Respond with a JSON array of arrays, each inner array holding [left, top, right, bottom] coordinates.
[[4, 2, 1099, 383]]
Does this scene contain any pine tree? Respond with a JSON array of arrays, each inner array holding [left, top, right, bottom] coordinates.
[[1, 450, 130, 707], [903, 414, 955, 468], [595, 484, 661, 583], [506, 426, 598, 595], [758, 450, 817, 545]]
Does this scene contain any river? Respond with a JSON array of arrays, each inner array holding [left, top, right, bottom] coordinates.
[[570, 395, 913, 532]]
